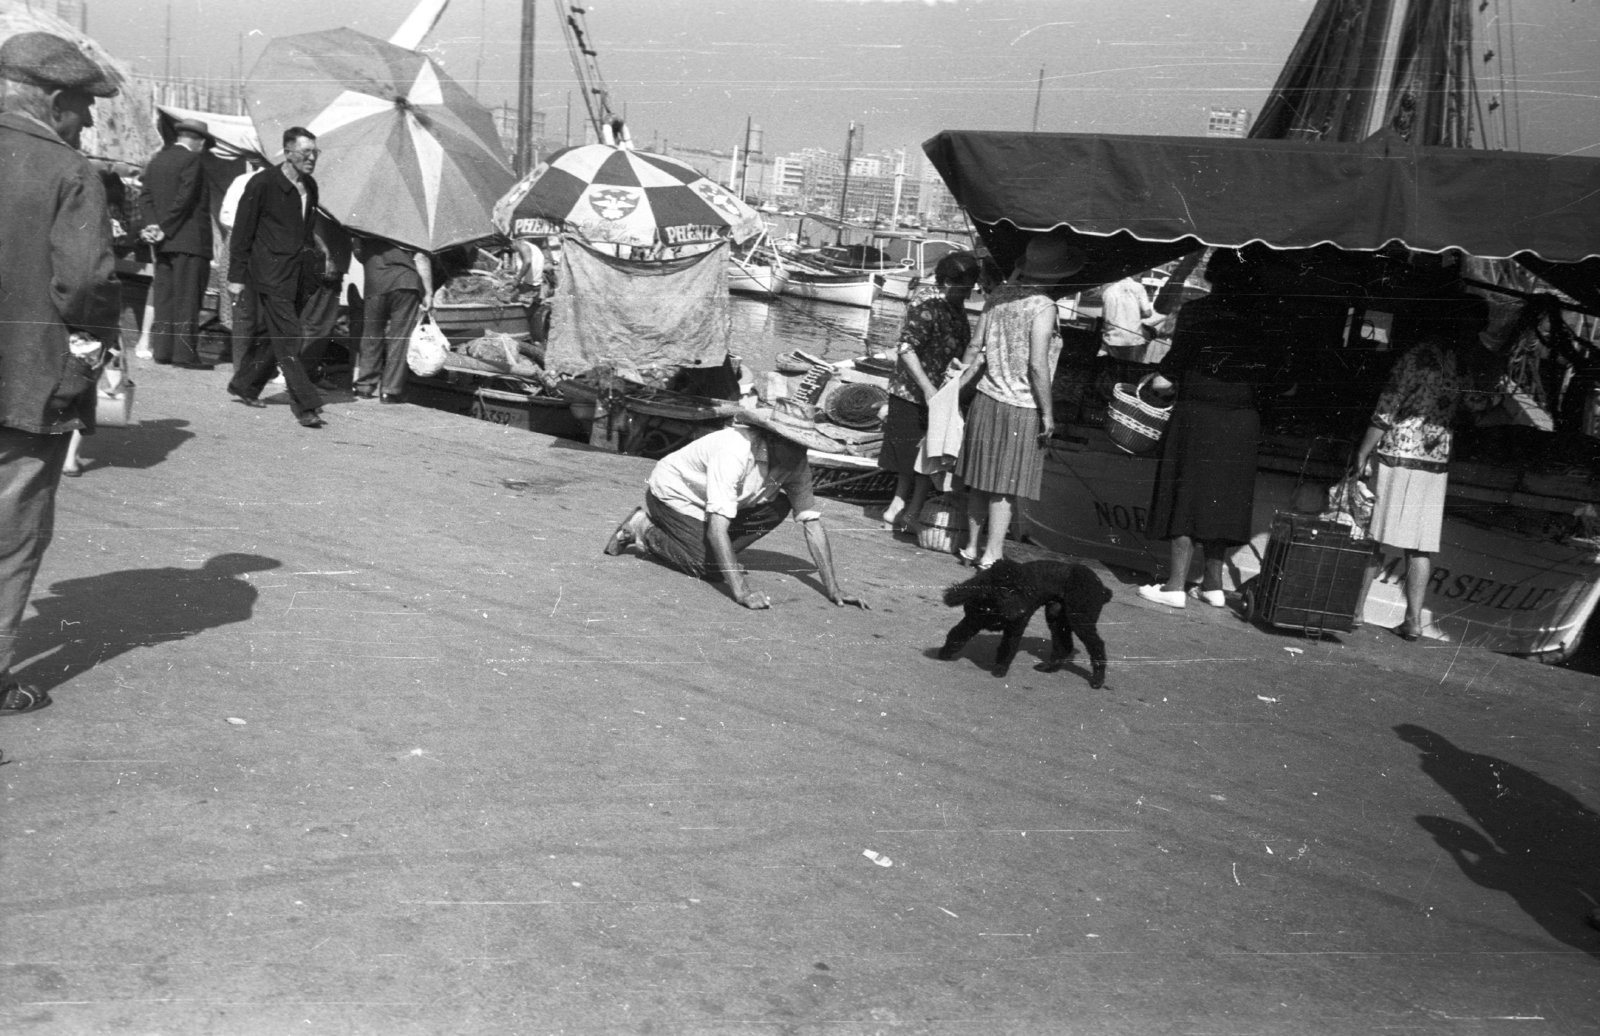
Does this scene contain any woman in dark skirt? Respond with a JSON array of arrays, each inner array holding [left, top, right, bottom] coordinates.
[[1139, 249, 1281, 609], [878, 251, 981, 534]]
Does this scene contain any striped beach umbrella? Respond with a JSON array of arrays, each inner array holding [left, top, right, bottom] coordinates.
[[245, 27, 514, 251], [495, 144, 762, 249]]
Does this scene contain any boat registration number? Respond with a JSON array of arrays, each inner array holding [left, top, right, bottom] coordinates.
[[471, 397, 527, 429]]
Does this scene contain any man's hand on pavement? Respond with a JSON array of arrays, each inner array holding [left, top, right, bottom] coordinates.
[[831, 592, 871, 610], [738, 589, 771, 610]]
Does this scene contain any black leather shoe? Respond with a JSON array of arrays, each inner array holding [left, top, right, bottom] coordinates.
[[297, 412, 325, 428], [177, 362, 216, 370], [230, 393, 267, 408], [379, 395, 405, 404]]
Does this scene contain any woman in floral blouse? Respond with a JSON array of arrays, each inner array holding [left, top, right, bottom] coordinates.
[[1354, 297, 1490, 640], [878, 251, 981, 534]]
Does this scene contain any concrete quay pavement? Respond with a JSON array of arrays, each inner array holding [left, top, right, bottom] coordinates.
[[1, 362, 1596, 1036]]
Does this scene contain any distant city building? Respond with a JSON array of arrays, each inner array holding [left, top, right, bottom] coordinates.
[[769, 145, 924, 220], [1206, 107, 1253, 138]]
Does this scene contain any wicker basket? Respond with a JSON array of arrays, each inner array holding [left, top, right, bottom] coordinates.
[[916, 493, 965, 553], [1105, 375, 1172, 456]]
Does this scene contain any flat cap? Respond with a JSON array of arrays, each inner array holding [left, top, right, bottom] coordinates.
[[0, 31, 118, 97], [172, 117, 210, 138]]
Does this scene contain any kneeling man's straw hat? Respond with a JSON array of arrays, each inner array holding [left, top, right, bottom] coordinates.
[[0, 32, 118, 97], [722, 399, 848, 455]]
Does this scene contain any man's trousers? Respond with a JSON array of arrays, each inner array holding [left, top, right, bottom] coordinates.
[[150, 251, 210, 365], [0, 428, 69, 681], [641, 491, 791, 579], [226, 290, 323, 418]]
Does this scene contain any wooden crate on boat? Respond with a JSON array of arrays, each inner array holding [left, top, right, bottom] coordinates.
[[430, 302, 535, 346]]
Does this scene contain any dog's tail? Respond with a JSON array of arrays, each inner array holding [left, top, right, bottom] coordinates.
[[943, 581, 990, 609]]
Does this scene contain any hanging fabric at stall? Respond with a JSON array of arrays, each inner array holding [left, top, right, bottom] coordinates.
[[543, 238, 732, 382]]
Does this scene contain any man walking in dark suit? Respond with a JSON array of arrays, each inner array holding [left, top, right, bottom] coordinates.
[[138, 117, 213, 369], [226, 126, 325, 428]]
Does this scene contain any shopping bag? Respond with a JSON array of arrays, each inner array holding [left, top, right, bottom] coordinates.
[[95, 348, 136, 427], [406, 315, 450, 377], [1320, 473, 1374, 539]]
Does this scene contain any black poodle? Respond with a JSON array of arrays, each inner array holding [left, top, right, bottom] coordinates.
[[938, 558, 1113, 686]]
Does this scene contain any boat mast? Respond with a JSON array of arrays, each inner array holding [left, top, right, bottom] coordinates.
[[837, 121, 855, 240], [557, 0, 623, 144], [515, 0, 536, 175]]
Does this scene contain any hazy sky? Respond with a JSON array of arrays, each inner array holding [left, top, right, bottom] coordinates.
[[95, 0, 1600, 160]]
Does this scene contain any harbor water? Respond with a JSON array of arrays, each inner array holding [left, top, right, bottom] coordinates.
[[728, 294, 909, 373]]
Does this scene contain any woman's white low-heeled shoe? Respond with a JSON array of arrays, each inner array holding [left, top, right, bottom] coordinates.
[[1138, 584, 1187, 608]]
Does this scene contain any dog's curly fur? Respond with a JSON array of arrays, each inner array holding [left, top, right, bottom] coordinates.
[[938, 558, 1113, 686]]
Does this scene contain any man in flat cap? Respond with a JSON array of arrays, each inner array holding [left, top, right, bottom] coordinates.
[[0, 32, 121, 716], [139, 117, 215, 369]]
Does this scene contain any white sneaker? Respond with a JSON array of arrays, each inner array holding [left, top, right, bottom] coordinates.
[[1138, 584, 1186, 608], [1189, 587, 1226, 608]]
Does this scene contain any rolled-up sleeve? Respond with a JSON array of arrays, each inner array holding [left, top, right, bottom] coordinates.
[[702, 450, 747, 520]]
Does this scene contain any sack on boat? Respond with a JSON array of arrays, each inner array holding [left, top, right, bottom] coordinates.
[[407, 315, 450, 377], [464, 330, 524, 370]]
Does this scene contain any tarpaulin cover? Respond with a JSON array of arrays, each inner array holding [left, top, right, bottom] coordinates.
[[922, 130, 1600, 264], [544, 238, 732, 379]]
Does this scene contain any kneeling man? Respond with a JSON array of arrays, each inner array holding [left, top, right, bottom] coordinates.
[[604, 403, 869, 611]]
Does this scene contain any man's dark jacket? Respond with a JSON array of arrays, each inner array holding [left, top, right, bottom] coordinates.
[[139, 143, 212, 257], [228, 164, 317, 300], [0, 112, 120, 435]]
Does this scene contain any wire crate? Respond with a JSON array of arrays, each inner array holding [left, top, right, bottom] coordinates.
[[1241, 512, 1369, 635]]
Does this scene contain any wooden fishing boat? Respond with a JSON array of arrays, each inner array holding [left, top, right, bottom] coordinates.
[[780, 263, 879, 308]]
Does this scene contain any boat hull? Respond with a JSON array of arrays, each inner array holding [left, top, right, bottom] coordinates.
[[729, 262, 788, 298], [781, 272, 878, 308]]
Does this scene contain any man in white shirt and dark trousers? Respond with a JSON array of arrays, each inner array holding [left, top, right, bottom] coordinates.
[[603, 402, 869, 611]]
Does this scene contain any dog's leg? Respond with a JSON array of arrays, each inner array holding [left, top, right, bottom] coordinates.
[[939, 615, 986, 661], [1037, 601, 1077, 673], [991, 617, 1027, 677], [1070, 613, 1109, 689]]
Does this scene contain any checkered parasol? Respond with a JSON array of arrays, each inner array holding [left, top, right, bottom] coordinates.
[[494, 144, 762, 248]]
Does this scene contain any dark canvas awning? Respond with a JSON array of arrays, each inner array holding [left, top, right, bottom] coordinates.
[[922, 130, 1600, 265]]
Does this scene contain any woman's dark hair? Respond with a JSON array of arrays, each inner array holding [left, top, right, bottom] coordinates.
[[934, 251, 981, 287]]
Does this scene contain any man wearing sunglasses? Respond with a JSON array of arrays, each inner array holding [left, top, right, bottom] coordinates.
[[226, 127, 327, 428]]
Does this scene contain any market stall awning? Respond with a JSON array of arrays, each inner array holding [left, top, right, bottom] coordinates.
[[157, 105, 261, 159], [922, 130, 1600, 265]]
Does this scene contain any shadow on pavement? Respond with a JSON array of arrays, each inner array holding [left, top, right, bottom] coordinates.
[[13, 553, 281, 694], [1396, 723, 1600, 959], [78, 417, 195, 471]]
